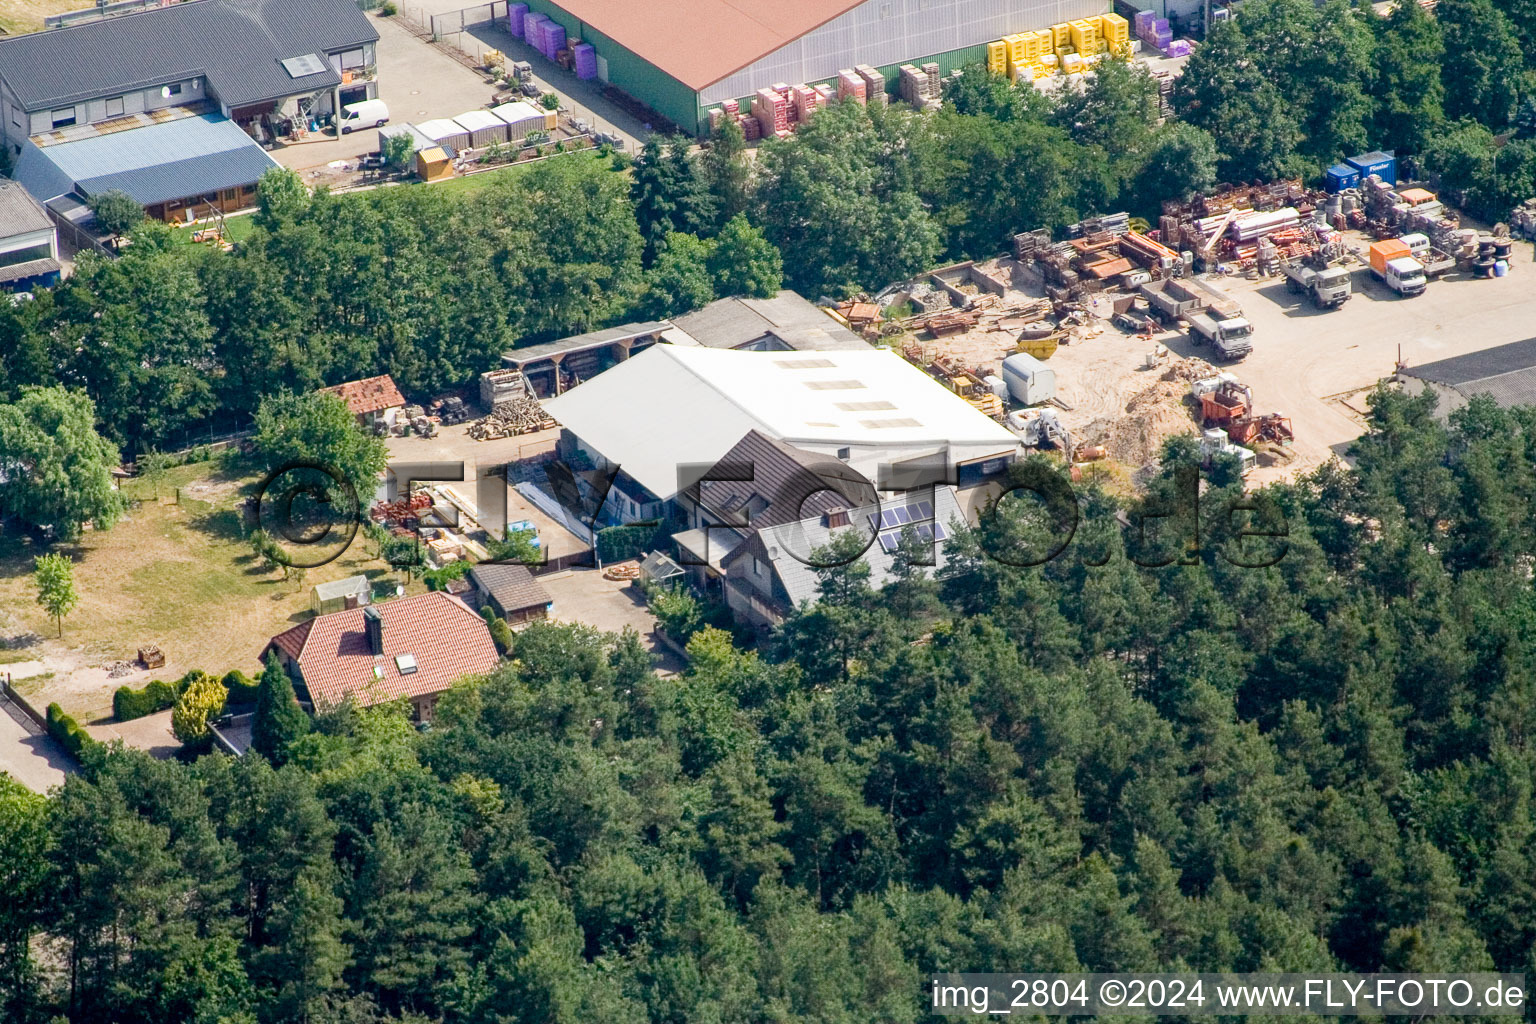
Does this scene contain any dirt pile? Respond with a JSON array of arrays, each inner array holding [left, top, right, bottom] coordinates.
[[1082, 357, 1215, 465]]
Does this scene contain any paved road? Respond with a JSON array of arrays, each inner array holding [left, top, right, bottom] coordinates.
[[271, 11, 500, 172], [0, 693, 72, 793]]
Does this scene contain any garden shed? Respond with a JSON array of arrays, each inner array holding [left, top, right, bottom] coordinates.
[[415, 118, 469, 153], [491, 101, 550, 142], [312, 575, 372, 616]]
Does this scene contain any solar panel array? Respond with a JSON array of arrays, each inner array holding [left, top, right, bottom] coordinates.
[[867, 500, 946, 553]]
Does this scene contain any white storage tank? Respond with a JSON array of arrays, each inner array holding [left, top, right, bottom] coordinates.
[[1000, 352, 1056, 406]]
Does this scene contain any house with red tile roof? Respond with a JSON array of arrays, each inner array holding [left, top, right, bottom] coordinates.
[[264, 591, 498, 721], [319, 374, 405, 428]]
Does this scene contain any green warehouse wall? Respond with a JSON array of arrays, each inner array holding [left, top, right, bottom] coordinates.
[[704, 40, 990, 136], [520, 0, 701, 132]]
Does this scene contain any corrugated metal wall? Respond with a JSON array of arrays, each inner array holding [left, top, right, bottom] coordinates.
[[699, 0, 1106, 105]]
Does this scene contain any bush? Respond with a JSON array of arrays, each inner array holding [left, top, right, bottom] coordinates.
[[379, 0, 397, 13], [648, 585, 704, 645], [597, 523, 660, 564], [423, 559, 474, 592], [222, 670, 260, 706], [488, 616, 514, 656], [46, 703, 95, 758], [112, 678, 179, 721], [171, 671, 228, 749]]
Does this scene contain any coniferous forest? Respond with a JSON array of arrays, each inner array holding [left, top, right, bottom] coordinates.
[[4, 388, 1536, 1023]]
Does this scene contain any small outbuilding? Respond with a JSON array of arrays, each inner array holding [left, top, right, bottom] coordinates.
[[311, 574, 372, 616], [452, 108, 508, 148], [319, 374, 406, 428], [415, 118, 470, 153], [468, 562, 553, 625], [490, 100, 549, 141], [416, 146, 453, 182]]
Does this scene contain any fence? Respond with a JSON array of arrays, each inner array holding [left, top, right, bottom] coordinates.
[[428, 0, 508, 42], [2, 673, 50, 733]]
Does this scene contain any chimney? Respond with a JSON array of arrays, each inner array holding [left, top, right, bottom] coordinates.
[[363, 605, 384, 656], [824, 506, 850, 528]]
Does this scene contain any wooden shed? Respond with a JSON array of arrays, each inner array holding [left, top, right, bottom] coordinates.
[[415, 118, 470, 154], [452, 108, 509, 148], [416, 146, 453, 182]]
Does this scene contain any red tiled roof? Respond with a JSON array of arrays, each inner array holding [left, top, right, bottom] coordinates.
[[542, 0, 866, 92], [319, 374, 405, 416], [267, 591, 499, 710]]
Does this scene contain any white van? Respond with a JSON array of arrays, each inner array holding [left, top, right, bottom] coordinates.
[[337, 98, 389, 134]]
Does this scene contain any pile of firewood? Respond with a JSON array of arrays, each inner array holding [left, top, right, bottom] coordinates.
[[466, 396, 556, 441]]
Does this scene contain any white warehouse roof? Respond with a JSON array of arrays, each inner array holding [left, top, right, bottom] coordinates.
[[542, 345, 1017, 501]]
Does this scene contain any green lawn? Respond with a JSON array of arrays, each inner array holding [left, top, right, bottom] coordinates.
[[424, 148, 607, 198], [0, 457, 421, 716], [170, 212, 256, 247]]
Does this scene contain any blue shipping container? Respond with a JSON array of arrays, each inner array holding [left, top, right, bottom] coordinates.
[[1345, 150, 1396, 185], [1326, 163, 1361, 192]]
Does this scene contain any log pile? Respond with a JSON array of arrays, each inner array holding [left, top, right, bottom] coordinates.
[[466, 396, 557, 441]]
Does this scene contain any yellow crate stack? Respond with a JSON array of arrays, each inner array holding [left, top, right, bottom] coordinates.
[[1068, 18, 1101, 55], [1050, 22, 1071, 51], [1099, 12, 1129, 51], [988, 39, 1008, 75]]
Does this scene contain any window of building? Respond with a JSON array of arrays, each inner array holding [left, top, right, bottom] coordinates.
[[51, 108, 76, 128], [242, 183, 257, 195], [9, 106, 19, 128], [337, 48, 366, 69], [166, 82, 183, 96], [105, 96, 125, 117], [753, 557, 763, 576]]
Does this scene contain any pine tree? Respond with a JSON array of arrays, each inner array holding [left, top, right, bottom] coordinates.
[[253, 649, 310, 765], [698, 116, 751, 229]]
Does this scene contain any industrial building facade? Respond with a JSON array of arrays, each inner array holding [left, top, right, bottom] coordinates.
[[516, 0, 1106, 133]]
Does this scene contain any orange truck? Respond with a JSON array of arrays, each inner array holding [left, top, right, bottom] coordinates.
[[1368, 239, 1427, 296]]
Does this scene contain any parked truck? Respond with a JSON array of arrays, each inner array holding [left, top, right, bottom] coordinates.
[[1187, 310, 1254, 361], [1140, 276, 1241, 324], [1368, 239, 1427, 296], [1281, 260, 1352, 308], [1399, 233, 1455, 279]]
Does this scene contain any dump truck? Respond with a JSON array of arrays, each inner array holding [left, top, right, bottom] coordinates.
[[1187, 310, 1254, 361], [1369, 239, 1427, 296], [1400, 233, 1455, 279], [1281, 260, 1352, 308], [1140, 276, 1240, 324]]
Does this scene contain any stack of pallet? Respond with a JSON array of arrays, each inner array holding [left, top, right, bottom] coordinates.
[[856, 65, 886, 106], [837, 68, 867, 103], [752, 87, 788, 137]]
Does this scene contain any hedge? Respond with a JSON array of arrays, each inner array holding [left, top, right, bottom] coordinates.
[[114, 668, 259, 721], [112, 679, 179, 721], [222, 670, 260, 706], [46, 703, 96, 758], [596, 522, 661, 564]]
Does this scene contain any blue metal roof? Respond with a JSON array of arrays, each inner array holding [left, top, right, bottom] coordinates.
[[14, 114, 279, 206]]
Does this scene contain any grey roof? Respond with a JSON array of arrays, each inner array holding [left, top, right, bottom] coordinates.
[[729, 484, 964, 610], [0, 181, 54, 238], [502, 320, 672, 366], [1400, 337, 1536, 389], [13, 114, 279, 204], [693, 429, 876, 531], [378, 123, 435, 155], [0, 258, 61, 284], [670, 291, 871, 352], [469, 562, 553, 613], [0, 0, 374, 111]]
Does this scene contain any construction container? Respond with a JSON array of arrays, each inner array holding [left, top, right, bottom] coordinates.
[[1001, 353, 1057, 405], [491, 100, 546, 140], [416, 118, 470, 153], [1325, 163, 1361, 192], [1346, 150, 1397, 186], [453, 108, 508, 148]]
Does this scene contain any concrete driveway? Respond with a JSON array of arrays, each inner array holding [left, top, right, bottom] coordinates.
[[542, 567, 687, 674], [84, 709, 180, 759], [272, 12, 500, 172], [0, 699, 72, 792]]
